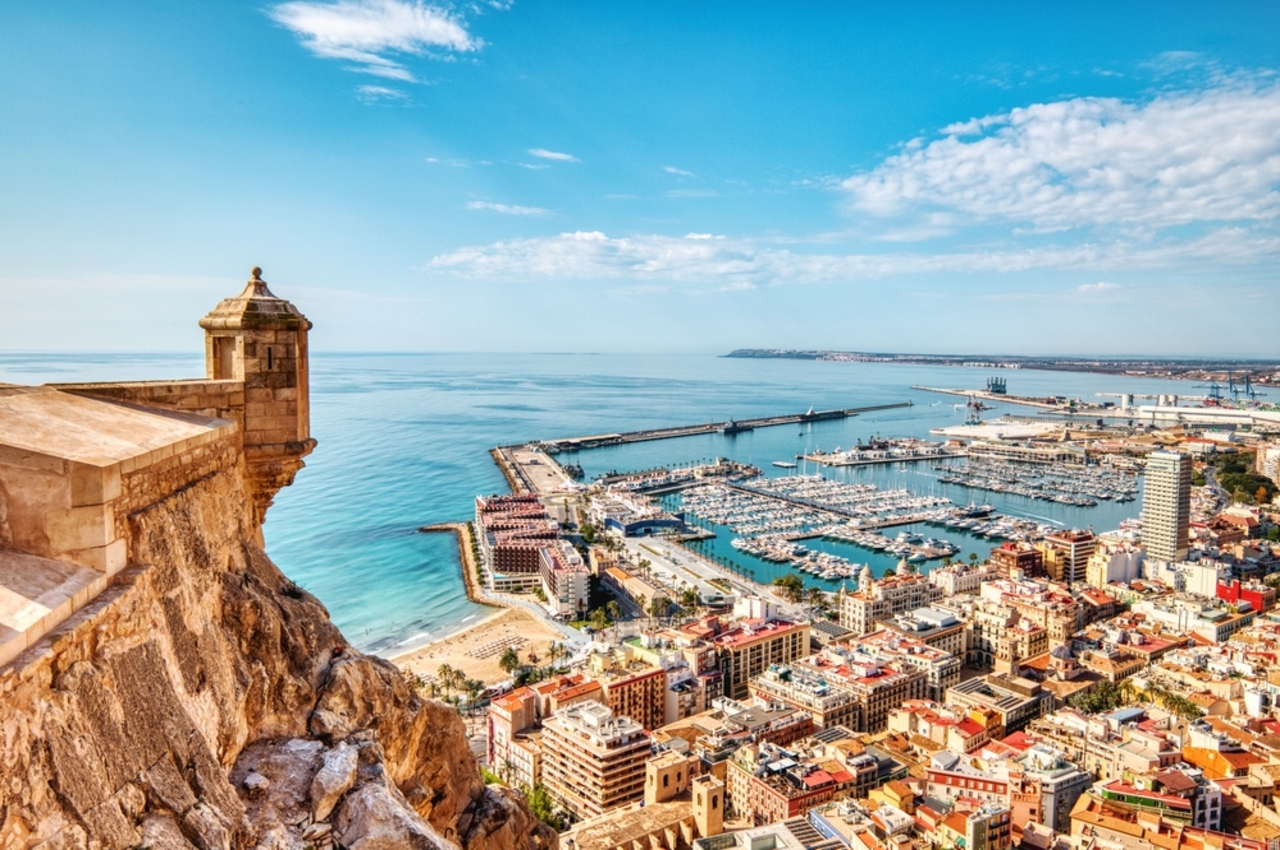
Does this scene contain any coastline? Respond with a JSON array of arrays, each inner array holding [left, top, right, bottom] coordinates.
[[389, 606, 568, 686], [392, 521, 570, 685]]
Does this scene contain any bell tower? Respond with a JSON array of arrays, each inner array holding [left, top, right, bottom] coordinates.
[[199, 267, 316, 530]]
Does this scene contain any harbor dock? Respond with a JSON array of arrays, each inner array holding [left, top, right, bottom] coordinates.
[[492, 402, 914, 495], [526, 402, 914, 452]]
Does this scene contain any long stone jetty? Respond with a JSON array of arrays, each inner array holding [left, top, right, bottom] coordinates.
[[513, 401, 914, 452]]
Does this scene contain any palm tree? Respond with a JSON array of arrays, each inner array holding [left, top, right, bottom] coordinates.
[[606, 600, 622, 623], [681, 587, 700, 612], [447, 667, 466, 709], [464, 679, 482, 714], [499, 647, 522, 676], [437, 664, 456, 701], [648, 595, 670, 626]]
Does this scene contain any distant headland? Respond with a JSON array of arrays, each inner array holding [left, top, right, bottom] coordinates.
[[725, 349, 1280, 382]]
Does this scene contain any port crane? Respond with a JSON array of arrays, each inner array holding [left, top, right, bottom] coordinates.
[[1227, 372, 1265, 400], [1192, 380, 1223, 402]]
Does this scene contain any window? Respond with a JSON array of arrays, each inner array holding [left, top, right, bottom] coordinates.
[[664, 774, 669, 788], [267, 347, 274, 370], [713, 794, 719, 810]]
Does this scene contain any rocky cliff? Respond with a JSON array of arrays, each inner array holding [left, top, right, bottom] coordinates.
[[0, 463, 555, 850]]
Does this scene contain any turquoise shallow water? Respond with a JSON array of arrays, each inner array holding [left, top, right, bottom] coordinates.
[[0, 351, 1198, 653]]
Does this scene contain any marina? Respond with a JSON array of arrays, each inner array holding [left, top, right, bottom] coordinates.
[[675, 474, 1058, 583], [930, 456, 1140, 506]]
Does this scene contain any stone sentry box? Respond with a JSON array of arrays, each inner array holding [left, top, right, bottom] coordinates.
[[0, 267, 315, 667]]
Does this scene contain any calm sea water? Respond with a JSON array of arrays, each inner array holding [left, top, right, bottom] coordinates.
[[0, 351, 1200, 653]]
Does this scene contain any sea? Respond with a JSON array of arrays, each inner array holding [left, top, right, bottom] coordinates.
[[0, 351, 1204, 655]]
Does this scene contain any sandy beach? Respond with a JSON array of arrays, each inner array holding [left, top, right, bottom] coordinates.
[[389, 606, 570, 687]]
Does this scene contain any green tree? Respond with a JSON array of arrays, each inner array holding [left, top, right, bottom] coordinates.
[[806, 586, 829, 613], [523, 784, 558, 828], [463, 678, 483, 714], [772, 572, 805, 603], [680, 587, 700, 612], [648, 595, 671, 625], [547, 640, 563, 669], [499, 647, 522, 675], [437, 664, 456, 701], [588, 607, 611, 632]]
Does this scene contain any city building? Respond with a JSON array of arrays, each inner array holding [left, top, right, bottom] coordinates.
[[588, 490, 687, 537], [541, 701, 651, 819], [539, 540, 590, 618], [947, 674, 1053, 735], [929, 562, 997, 596], [990, 541, 1045, 579], [750, 645, 929, 734], [475, 493, 559, 592], [1071, 795, 1266, 850], [680, 615, 809, 701], [936, 806, 1013, 850], [1143, 452, 1191, 563], [1094, 767, 1223, 830], [727, 742, 841, 826], [840, 570, 944, 636], [1037, 529, 1097, 585], [1086, 535, 1146, 589], [591, 654, 668, 733], [559, 754, 726, 850], [881, 608, 967, 660]]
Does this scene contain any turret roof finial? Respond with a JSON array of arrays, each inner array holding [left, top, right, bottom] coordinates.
[[251, 266, 263, 280]]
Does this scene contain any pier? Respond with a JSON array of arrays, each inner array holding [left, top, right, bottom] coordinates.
[[523, 402, 914, 452], [492, 402, 914, 495]]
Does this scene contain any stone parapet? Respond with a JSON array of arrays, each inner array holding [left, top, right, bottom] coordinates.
[[54, 379, 246, 428]]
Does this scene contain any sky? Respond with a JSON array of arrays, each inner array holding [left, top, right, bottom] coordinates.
[[2, 2, 1279, 355]]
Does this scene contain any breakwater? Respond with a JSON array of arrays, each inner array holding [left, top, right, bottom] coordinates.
[[418, 522, 507, 609], [517, 402, 914, 452]]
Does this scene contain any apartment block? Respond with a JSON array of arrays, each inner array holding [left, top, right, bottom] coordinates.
[[542, 701, 651, 819], [1143, 452, 1191, 563], [840, 573, 944, 636]]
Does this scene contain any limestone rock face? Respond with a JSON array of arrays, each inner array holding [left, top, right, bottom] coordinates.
[[0, 467, 554, 850], [311, 741, 358, 821]]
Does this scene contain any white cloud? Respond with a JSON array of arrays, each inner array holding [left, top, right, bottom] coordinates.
[[357, 84, 408, 102], [843, 77, 1280, 233], [663, 165, 695, 177], [518, 162, 550, 170], [270, 0, 478, 82], [428, 227, 1280, 284], [528, 148, 580, 163], [1079, 281, 1119, 293], [464, 201, 551, 216]]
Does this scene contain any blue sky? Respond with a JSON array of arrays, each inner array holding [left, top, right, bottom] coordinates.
[[2, 2, 1279, 355]]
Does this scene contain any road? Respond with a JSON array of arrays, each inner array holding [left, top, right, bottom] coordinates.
[[618, 535, 807, 621]]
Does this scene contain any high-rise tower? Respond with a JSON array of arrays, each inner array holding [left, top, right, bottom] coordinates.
[[1142, 451, 1190, 562], [199, 267, 315, 529]]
